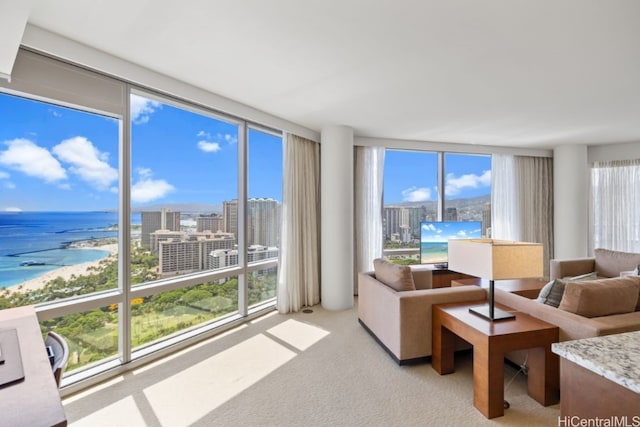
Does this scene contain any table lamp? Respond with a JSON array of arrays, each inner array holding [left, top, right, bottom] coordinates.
[[448, 239, 543, 321]]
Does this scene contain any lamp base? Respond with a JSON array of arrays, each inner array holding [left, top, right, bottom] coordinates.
[[469, 305, 515, 322]]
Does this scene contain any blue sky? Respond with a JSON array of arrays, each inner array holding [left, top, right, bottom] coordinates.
[[0, 91, 489, 212], [383, 150, 491, 204], [0, 92, 282, 211]]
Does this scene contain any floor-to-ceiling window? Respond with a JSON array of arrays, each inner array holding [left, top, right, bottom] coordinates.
[[246, 127, 282, 308], [383, 150, 491, 264], [590, 159, 640, 252], [0, 50, 282, 385], [0, 92, 122, 371]]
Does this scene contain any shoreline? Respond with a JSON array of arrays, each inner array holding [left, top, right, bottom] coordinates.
[[6, 243, 118, 295]]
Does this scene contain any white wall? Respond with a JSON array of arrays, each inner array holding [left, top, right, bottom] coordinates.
[[588, 141, 640, 163], [21, 24, 320, 143], [554, 144, 589, 259], [0, 0, 32, 80], [320, 125, 354, 310]]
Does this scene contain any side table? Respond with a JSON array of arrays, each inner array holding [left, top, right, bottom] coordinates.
[[432, 301, 559, 419]]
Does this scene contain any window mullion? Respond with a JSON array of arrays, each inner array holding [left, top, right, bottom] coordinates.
[[119, 85, 132, 364], [237, 122, 248, 316]]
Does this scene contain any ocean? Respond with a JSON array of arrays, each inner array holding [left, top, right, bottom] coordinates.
[[420, 241, 448, 264], [0, 211, 136, 289]]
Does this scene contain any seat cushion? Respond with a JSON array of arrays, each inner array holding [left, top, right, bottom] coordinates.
[[373, 258, 416, 292]]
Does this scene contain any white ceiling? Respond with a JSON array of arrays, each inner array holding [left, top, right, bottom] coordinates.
[[24, 0, 640, 148]]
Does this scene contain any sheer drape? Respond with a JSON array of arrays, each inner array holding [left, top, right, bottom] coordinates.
[[491, 154, 518, 239], [492, 155, 554, 277], [276, 134, 320, 313], [590, 159, 640, 252], [354, 146, 385, 294]]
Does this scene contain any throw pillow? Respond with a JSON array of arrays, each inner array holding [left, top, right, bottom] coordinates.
[[594, 248, 640, 278], [536, 279, 567, 308], [558, 277, 640, 318], [536, 272, 597, 307], [373, 258, 416, 292]]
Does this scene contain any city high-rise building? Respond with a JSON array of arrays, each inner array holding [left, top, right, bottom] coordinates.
[[196, 214, 224, 232], [223, 200, 238, 237], [149, 230, 185, 254], [482, 202, 492, 237], [383, 206, 425, 242], [444, 207, 458, 221], [141, 208, 181, 248], [157, 231, 236, 274], [247, 198, 280, 247]]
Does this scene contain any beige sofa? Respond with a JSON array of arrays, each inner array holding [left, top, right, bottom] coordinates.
[[358, 260, 486, 364], [495, 248, 640, 366], [550, 248, 640, 280]]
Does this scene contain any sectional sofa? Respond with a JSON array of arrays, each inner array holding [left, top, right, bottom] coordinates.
[[495, 248, 640, 366], [357, 259, 486, 364]]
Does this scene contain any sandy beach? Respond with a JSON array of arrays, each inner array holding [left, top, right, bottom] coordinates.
[[7, 243, 118, 294]]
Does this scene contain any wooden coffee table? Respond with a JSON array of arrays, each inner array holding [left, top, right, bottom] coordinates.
[[451, 277, 548, 299], [432, 301, 559, 419]]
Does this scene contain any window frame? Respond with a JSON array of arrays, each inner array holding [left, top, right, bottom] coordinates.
[[1, 52, 282, 391]]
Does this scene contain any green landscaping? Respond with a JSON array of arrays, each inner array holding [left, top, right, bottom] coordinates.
[[1, 242, 277, 372]]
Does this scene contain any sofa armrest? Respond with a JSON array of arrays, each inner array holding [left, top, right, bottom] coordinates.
[[550, 257, 596, 280], [358, 270, 486, 361], [396, 286, 486, 357]]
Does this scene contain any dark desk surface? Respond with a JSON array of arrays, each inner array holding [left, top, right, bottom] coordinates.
[[0, 306, 67, 427]]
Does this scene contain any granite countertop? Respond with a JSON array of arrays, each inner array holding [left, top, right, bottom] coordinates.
[[552, 331, 640, 394]]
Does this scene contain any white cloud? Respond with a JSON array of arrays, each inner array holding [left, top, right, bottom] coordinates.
[[4, 207, 22, 212], [132, 179, 175, 203], [131, 168, 174, 203], [0, 138, 67, 182], [52, 136, 118, 190], [0, 171, 9, 179], [197, 140, 221, 153], [136, 167, 153, 178], [197, 131, 211, 138], [401, 186, 432, 202], [4, 182, 15, 189], [220, 133, 237, 144], [422, 223, 437, 232], [130, 94, 161, 124], [445, 170, 491, 196]]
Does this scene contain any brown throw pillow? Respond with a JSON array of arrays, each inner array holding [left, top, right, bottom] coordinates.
[[558, 276, 640, 318], [373, 258, 416, 292]]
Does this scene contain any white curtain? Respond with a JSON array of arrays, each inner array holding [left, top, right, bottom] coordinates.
[[276, 134, 320, 313], [491, 154, 518, 239], [590, 159, 640, 252], [492, 154, 554, 277], [354, 146, 385, 294]]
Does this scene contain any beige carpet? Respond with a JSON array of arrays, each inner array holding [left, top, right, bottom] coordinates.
[[63, 302, 560, 426]]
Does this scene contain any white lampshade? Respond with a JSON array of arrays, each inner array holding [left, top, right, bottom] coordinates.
[[448, 239, 544, 321], [448, 239, 543, 280]]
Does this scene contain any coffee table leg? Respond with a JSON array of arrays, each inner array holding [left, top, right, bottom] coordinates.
[[473, 345, 505, 418], [527, 346, 560, 406], [432, 322, 455, 375]]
